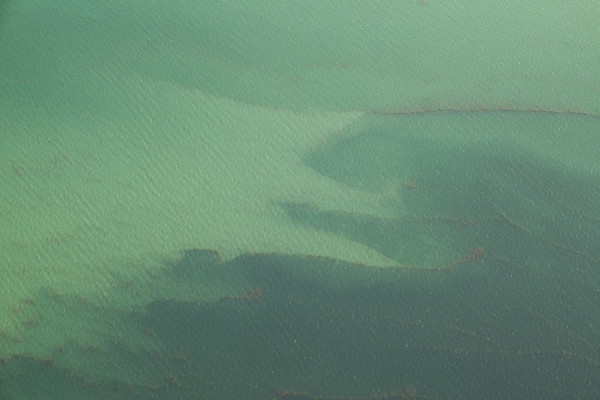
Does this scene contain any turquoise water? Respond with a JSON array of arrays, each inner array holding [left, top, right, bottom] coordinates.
[[1, 1, 599, 399]]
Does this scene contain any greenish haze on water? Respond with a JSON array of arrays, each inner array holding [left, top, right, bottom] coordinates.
[[1, 1, 599, 399]]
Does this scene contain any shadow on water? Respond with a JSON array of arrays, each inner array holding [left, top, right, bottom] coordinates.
[[1, 111, 599, 399], [0, 246, 598, 399]]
